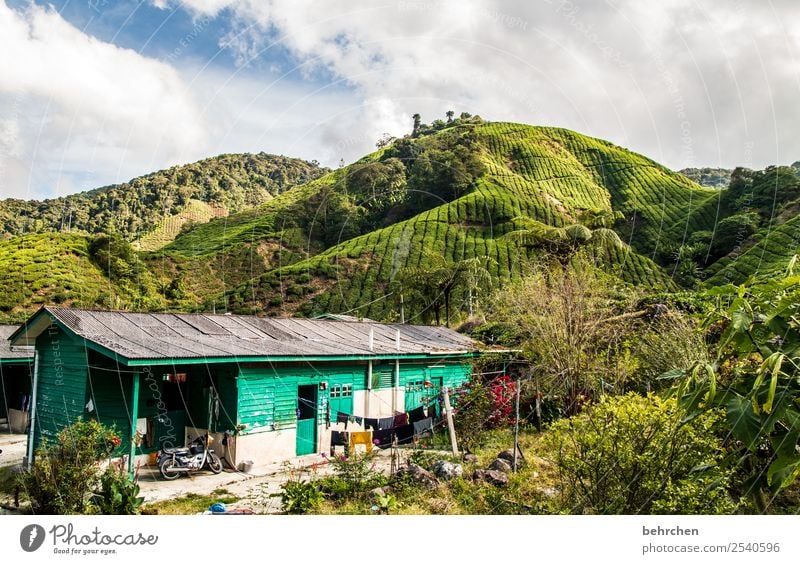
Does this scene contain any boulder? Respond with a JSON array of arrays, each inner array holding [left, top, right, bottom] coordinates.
[[472, 469, 485, 482], [483, 469, 509, 487], [463, 454, 479, 464], [497, 449, 515, 463], [396, 463, 439, 489], [433, 461, 463, 481], [369, 487, 385, 499], [489, 458, 513, 473]]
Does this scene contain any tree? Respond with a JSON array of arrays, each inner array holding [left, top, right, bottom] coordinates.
[[511, 211, 625, 267], [446, 110, 455, 123], [412, 113, 422, 137], [488, 257, 638, 413], [399, 254, 493, 326]]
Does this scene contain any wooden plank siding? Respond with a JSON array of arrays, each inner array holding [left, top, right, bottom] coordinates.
[[33, 325, 89, 451], [236, 361, 472, 435]]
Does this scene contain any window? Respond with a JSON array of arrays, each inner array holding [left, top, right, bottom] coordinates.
[[330, 384, 353, 398]]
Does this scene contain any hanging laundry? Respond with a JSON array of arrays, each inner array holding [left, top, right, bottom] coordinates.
[[372, 429, 394, 449], [377, 417, 395, 431], [395, 424, 414, 445], [349, 431, 373, 454], [353, 416, 363, 425], [330, 431, 349, 456], [393, 412, 409, 427], [336, 412, 349, 428], [413, 417, 433, 437], [408, 406, 426, 423], [427, 402, 438, 419], [364, 418, 379, 430]]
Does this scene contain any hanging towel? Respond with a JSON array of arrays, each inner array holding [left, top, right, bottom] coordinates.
[[427, 402, 438, 419], [395, 424, 414, 445], [330, 430, 349, 456], [349, 431, 373, 454], [353, 416, 363, 425], [372, 428, 394, 449], [336, 411, 349, 428], [378, 417, 395, 431], [413, 417, 433, 436], [408, 406, 426, 423], [364, 418, 379, 430], [331, 431, 349, 446], [393, 412, 409, 427]]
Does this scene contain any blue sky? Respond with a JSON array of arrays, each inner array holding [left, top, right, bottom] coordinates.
[[1, 0, 799, 199]]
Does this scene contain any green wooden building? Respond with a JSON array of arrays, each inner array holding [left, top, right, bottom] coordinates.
[[9, 307, 484, 472], [0, 325, 33, 434]]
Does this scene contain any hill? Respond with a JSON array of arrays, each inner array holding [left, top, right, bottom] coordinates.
[[0, 152, 327, 244], [4, 118, 799, 324], [148, 119, 704, 320]]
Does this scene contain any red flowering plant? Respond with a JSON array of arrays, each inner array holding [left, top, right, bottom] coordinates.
[[451, 375, 517, 452]]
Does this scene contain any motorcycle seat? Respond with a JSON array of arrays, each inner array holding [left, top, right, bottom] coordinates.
[[162, 447, 191, 455]]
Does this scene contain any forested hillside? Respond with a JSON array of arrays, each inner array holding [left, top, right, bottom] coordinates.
[[1, 117, 799, 324], [0, 153, 326, 242]]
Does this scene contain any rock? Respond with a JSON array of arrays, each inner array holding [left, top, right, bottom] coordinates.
[[489, 458, 513, 473], [472, 469, 485, 482], [531, 455, 553, 471], [433, 461, 463, 481], [463, 454, 478, 464], [396, 463, 439, 489], [369, 487, 385, 499], [537, 487, 558, 499], [483, 469, 509, 487], [497, 449, 515, 463]]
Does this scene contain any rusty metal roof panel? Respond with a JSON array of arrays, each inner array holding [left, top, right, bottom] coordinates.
[[0, 325, 33, 360], [33, 308, 483, 361]]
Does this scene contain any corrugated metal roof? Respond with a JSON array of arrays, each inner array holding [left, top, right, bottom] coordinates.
[[21, 308, 482, 362], [0, 325, 33, 360]]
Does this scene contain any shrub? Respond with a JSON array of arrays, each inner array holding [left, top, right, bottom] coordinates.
[[276, 480, 323, 514], [545, 393, 735, 514], [19, 418, 120, 514], [92, 465, 144, 515], [328, 452, 385, 498]]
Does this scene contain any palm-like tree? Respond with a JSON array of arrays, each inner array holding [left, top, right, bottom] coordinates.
[[511, 208, 625, 266], [399, 254, 493, 326]]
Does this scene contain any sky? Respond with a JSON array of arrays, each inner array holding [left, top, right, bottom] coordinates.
[[0, 0, 798, 199]]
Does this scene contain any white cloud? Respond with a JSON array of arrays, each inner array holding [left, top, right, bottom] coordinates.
[[0, 1, 206, 198], [160, 0, 800, 171]]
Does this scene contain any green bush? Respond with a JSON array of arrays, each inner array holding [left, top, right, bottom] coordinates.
[[545, 393, 735, 514], [92, 465, 144, 515], [329, 452, 386, 498], [19, 418, 121, 514], [276, 479, 323, 514]]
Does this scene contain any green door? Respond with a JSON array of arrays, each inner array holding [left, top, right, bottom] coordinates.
[[296, 385, 318, 455], [404, 377, 425, 411], [329, 383, 354, 420]]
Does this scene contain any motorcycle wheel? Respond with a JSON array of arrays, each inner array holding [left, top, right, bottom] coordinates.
[[159, 457, 182, 480], [207, 453, 223, 474]]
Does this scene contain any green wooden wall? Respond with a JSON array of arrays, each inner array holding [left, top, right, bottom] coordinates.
[[236, 360, 472, 434], [33, 325, 89, 451]]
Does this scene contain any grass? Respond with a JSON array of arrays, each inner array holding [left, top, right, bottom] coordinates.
[[140, 488, 239, 515], [311, 428, 561, 515]]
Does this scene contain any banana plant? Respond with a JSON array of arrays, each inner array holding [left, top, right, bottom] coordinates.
[[670, 272, 800, 511]]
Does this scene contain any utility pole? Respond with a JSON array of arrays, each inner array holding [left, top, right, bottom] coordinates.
[[513, 377, 521, 472], [442, 387, 458, 456]]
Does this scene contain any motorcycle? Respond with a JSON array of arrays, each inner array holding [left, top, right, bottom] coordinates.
[[157, 434, 223, 480]]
